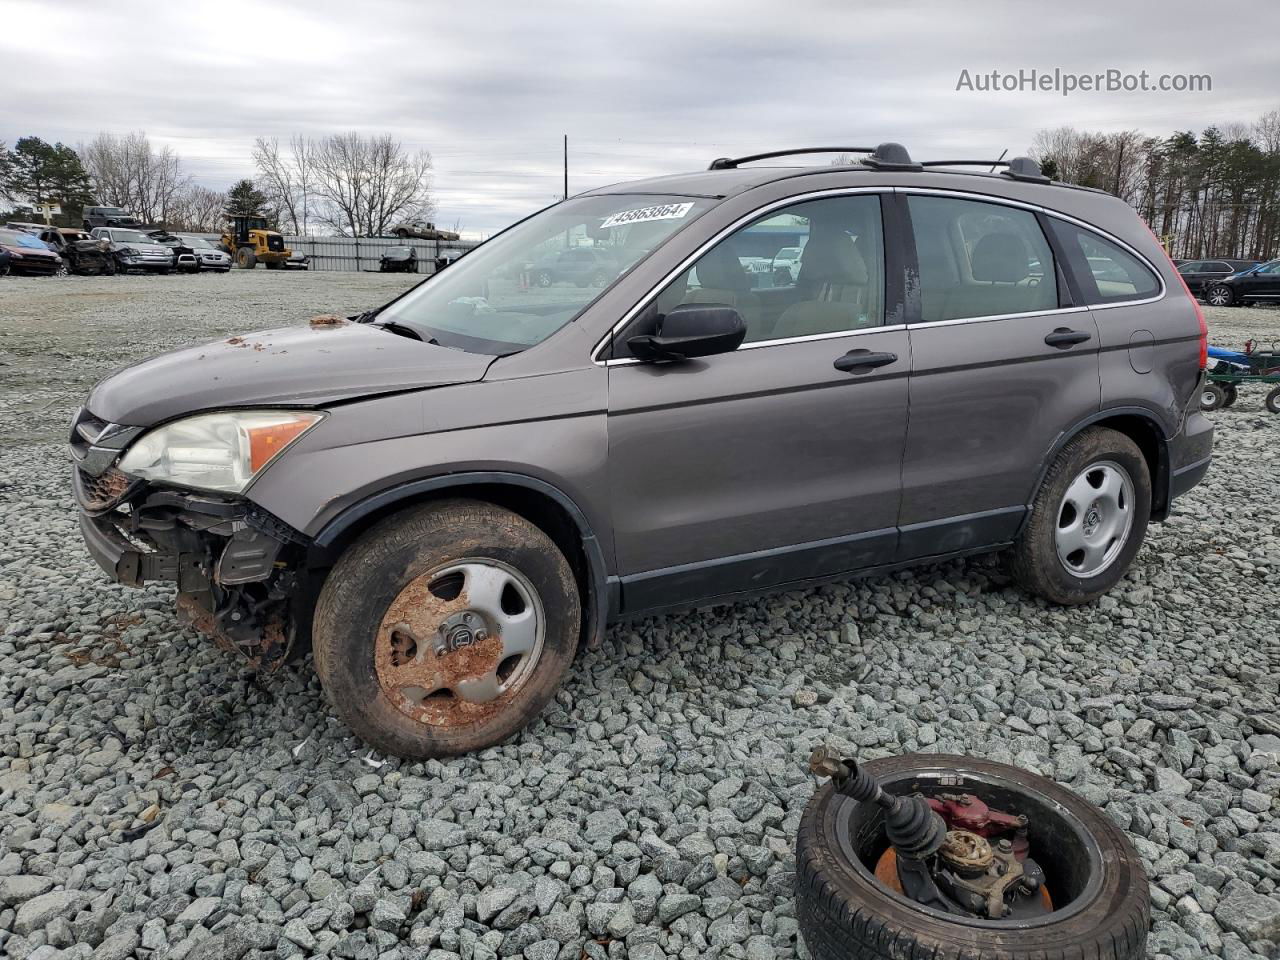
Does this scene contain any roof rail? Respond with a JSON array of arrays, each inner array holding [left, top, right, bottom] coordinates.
[[708, 147, 877, 170], [919, 156, 1050, 183]]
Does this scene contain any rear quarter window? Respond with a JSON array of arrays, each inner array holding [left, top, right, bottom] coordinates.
[[1049, 219, 1161, 304]]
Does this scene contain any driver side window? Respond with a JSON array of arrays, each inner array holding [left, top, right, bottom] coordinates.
[[626, 194, 886, 353]]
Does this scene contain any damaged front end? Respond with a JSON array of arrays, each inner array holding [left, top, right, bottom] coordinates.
[[70, 408, 308, 670]]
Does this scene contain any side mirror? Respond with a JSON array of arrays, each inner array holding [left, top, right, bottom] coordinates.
[[627, 303, 746, 363]]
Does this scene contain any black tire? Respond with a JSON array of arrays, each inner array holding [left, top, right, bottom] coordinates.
[[312, 499, 581, 759], [265, 261, 281, 270], [1010, 427, 1150, 605], [796, 754, 1149, 960], [1199, 382, 1228, 411], [1221, 384, 1238, 408], [1267, 386, 1280, 414], [1204, 285, 1234, 307], [534, 270, 553, 288], [396, 228, 411, 239], [237, 248, 257, 269]]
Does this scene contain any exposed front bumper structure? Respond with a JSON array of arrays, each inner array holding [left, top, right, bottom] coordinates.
[[70, 408, 309, 669]]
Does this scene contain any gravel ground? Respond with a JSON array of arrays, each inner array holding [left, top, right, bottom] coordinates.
[[0, 272, 1278, 960]]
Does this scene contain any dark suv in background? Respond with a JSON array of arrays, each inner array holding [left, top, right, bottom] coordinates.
[[72, 144, 1213, 758], [1203, 259, 1280, 306], [1177, 258, 1258, 296]]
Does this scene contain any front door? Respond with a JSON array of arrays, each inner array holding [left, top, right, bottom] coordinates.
[[605, 192, 911, 612]]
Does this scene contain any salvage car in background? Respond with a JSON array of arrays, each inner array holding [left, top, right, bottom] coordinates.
[[379, 245, 419, 273], [0, 228, 65, 275], [391, 219, 460, 241], [283, 250, 310, 270], [1203, 258, 1280, 306], [90, 227, 176, 274], [1177, 257, 1258, 296], [82, 205, 149, 230], [38, 227, 114, 275], [148, 231, 200, 273], [71, 144, 1213, 763], [175, 235, 233, 272]]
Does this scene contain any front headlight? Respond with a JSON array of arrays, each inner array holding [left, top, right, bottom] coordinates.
[[118, 410, 323, 493]]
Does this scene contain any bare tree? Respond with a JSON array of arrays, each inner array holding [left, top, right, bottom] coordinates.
[[309, 132, 433, 237], [79, 131, 191, 224], [166, 186, 227, 232], [253, 135, 316, 235]]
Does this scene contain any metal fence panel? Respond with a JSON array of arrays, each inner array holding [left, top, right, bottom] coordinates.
[[280, 236, 478, 273]]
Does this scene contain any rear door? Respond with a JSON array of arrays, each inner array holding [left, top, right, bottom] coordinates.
[[898, 192, 1101, 558], [606, 191, 910, 611]]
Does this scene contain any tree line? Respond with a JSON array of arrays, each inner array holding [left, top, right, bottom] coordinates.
[[0, 130, 434, 237], [1031, 107, 1280, 260]]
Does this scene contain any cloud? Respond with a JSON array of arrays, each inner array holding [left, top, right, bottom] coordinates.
[[3, 0, 1275, 234]]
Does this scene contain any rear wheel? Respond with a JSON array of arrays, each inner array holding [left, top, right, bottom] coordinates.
[[312, 500, 581, 759], [1205, 285, 1234, 307], [1221, 384, 1238, 408], [1267, 386, 1280, 414], [534, 270, 553, 287], [1011, 427, 1150, 605], [1200, 383, 1228, 411]]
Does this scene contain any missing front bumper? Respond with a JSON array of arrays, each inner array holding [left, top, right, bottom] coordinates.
[[73, 467, 308, 669]]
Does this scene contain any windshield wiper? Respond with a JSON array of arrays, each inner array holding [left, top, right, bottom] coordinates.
[[373, 319, 427, 341], [353, 306, 384, 323]]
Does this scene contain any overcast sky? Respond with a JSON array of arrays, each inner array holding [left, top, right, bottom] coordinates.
[[5, 0, 1277, 235]]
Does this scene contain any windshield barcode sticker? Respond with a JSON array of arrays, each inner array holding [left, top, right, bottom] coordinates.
[[600, 202, 695, 229]]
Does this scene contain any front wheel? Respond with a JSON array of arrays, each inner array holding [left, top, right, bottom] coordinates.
[[312, 500, 581, 759], [1011, 427, 1150, 605], [237, 248, 257, 269], [1267, 386, 1280, 414], [1205, 285, 1234, 307]]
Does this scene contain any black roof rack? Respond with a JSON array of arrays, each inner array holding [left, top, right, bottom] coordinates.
[[707, 145, 1050, 183], [919, 156, 1051, 183], [709, 147, 876, 170], [708, 142, 922, 172]]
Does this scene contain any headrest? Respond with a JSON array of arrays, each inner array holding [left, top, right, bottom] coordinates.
[[696, 244, 749, 291], [971, 233, 1030, 283], [797, 225, 868, 286]]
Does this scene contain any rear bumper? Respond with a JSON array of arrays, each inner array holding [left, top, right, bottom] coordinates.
[[1164, 406, 1214, 511]]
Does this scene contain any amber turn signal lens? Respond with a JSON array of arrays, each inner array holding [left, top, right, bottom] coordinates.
[[247, 418, 316, 473]]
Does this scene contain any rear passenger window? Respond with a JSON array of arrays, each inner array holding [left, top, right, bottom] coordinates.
[[907, 196, 1057, 323], [1048, 220, 1160, 304]]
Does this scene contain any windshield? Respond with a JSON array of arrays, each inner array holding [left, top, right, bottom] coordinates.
[[378, 194, 716, 354], [182, 237, 212, 248], [110, 230, 148, 243], [0, 230, 49, 249]]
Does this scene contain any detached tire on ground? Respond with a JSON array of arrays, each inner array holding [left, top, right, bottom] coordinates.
[[796, 754, 1150, 960], [1011, 426, 1150, 605], [313, 499, 580, 758]]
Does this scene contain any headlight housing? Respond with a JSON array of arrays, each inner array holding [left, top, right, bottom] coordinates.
[[118, 410, 323, 493]]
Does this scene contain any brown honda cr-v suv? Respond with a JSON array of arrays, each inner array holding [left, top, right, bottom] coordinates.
[[72, 144, 1214, 758]]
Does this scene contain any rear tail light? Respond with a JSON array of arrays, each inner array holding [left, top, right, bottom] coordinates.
[[1146, 225, 1206, 370]]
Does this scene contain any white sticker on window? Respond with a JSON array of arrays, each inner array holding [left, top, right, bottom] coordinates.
[[600, 202, 694, 229]]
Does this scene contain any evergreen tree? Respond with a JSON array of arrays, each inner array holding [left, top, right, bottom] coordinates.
[[224, 178, 271, 220], [5, 137, 94, 224]]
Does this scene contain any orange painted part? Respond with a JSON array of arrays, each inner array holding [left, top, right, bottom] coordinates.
[[872, 848, 1054, 911]]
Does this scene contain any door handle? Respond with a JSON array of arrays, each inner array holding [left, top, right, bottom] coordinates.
[[834, 349, 898, 372], [1044, 328, 1092, 348]]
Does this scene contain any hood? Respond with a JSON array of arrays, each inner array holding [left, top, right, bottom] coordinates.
[[87, 321, 495, 426], [3, 243, 59, 258]]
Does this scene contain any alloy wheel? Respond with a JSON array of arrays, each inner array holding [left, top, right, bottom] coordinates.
[[1054, 461, 1135, 579]]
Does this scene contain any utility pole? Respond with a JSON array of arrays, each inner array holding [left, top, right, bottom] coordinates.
[[563, 135, 568, 201]]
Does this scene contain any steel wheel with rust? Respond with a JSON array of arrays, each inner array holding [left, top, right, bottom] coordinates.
[[313, 499, 580, 758]]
